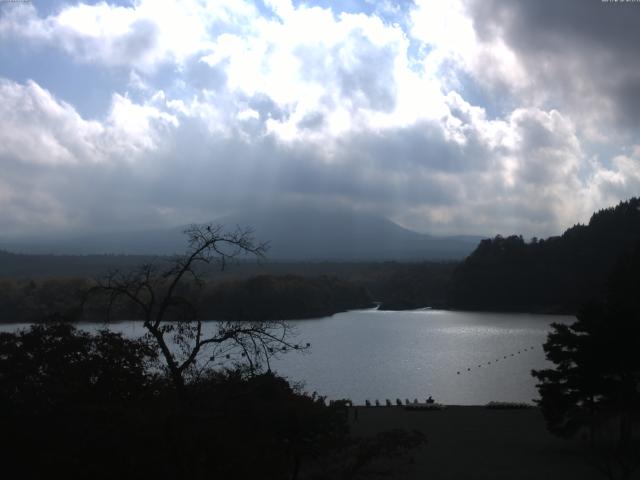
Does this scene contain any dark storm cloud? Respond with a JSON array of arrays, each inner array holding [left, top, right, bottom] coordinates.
[[339, 121, 493, 173], [472, 0, 640, 52], [469, 0, 640, 129], [615, 76, 640, 128], [142, 123, 464, 219]]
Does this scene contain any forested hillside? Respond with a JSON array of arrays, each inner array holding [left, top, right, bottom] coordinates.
[[451, 198, 640, 313], [198, 275, 373, 321], [0, 275, 373, 324], [0, 250, 153, 278]]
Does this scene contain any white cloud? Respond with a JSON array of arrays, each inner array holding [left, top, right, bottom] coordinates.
[[0, 78, 176, 166], [2, 1, 450, 142], [0, 79, 104, 165], [593, 147, 640, 204], [0, 1, 256, 70], [410, 0, 527, 93], [106, 92, 178, 152]]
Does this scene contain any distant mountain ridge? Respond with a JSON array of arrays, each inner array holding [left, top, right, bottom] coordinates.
[[0, 205, 481, 261], [451, 197, 640, 313], [216, 205, 480, 260]]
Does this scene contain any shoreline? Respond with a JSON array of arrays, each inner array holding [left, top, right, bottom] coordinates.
[[347, 405, 604, 479]]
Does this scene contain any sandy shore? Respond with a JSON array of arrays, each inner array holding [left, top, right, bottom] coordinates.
[[348, 406, 620, 479]]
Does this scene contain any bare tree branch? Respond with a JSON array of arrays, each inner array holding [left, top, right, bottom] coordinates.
[[84, 223, 302, 395]]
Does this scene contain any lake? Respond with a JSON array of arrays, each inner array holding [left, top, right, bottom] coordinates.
[[1, 308, 574, 405]]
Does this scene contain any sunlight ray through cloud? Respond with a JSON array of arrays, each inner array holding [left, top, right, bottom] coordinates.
[[0, 0, 639, 237]]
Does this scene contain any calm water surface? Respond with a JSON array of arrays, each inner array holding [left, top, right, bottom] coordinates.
[[2, 309, 573, 405], [273, 309, 573, 405]]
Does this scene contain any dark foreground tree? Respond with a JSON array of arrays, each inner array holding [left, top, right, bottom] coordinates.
[[0, 323, 424, 479], [0, 322, 166, 478], [84, 223, 305, 393], [0, 321, 157, 413], [532, 244, 640, 479]]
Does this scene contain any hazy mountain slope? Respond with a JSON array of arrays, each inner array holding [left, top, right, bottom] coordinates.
[[0, 206, 481, 261], [0, 228, 186, 256], [217, 205, 480, 260]]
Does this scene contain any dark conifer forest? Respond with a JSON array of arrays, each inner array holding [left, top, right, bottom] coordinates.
[[450, 198, 640, 313]]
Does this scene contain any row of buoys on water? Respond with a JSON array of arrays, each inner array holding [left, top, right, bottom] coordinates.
[[456, 345, 537, 375]]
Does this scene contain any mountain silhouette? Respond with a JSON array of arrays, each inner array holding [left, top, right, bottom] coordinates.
[[0, 205, 480, 260], [216, 204, 480, 260]]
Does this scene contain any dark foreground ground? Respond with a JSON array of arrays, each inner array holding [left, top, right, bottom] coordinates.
[[348, 406, 632, 480]]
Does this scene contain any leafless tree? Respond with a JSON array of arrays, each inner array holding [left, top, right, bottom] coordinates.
[[85, 223, 305, 393]]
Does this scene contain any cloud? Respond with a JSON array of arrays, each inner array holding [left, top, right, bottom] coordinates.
[[0, 78, 181, 233], [409, 0, 528, 96], [2, 0, 443, 138], [0, 78, 105, 165], [0, 75, 595, 238], [0, 78, 176, 166], [593, 147, 640, 204], [467, 0, 640, 134], [0, 1, 256, 70], [0, 0, 639, 240]]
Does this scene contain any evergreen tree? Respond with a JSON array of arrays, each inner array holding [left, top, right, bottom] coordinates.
[[532, 244, 640, 479]]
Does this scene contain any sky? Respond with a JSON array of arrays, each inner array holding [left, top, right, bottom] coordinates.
[[1, 0, 639, 238]]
